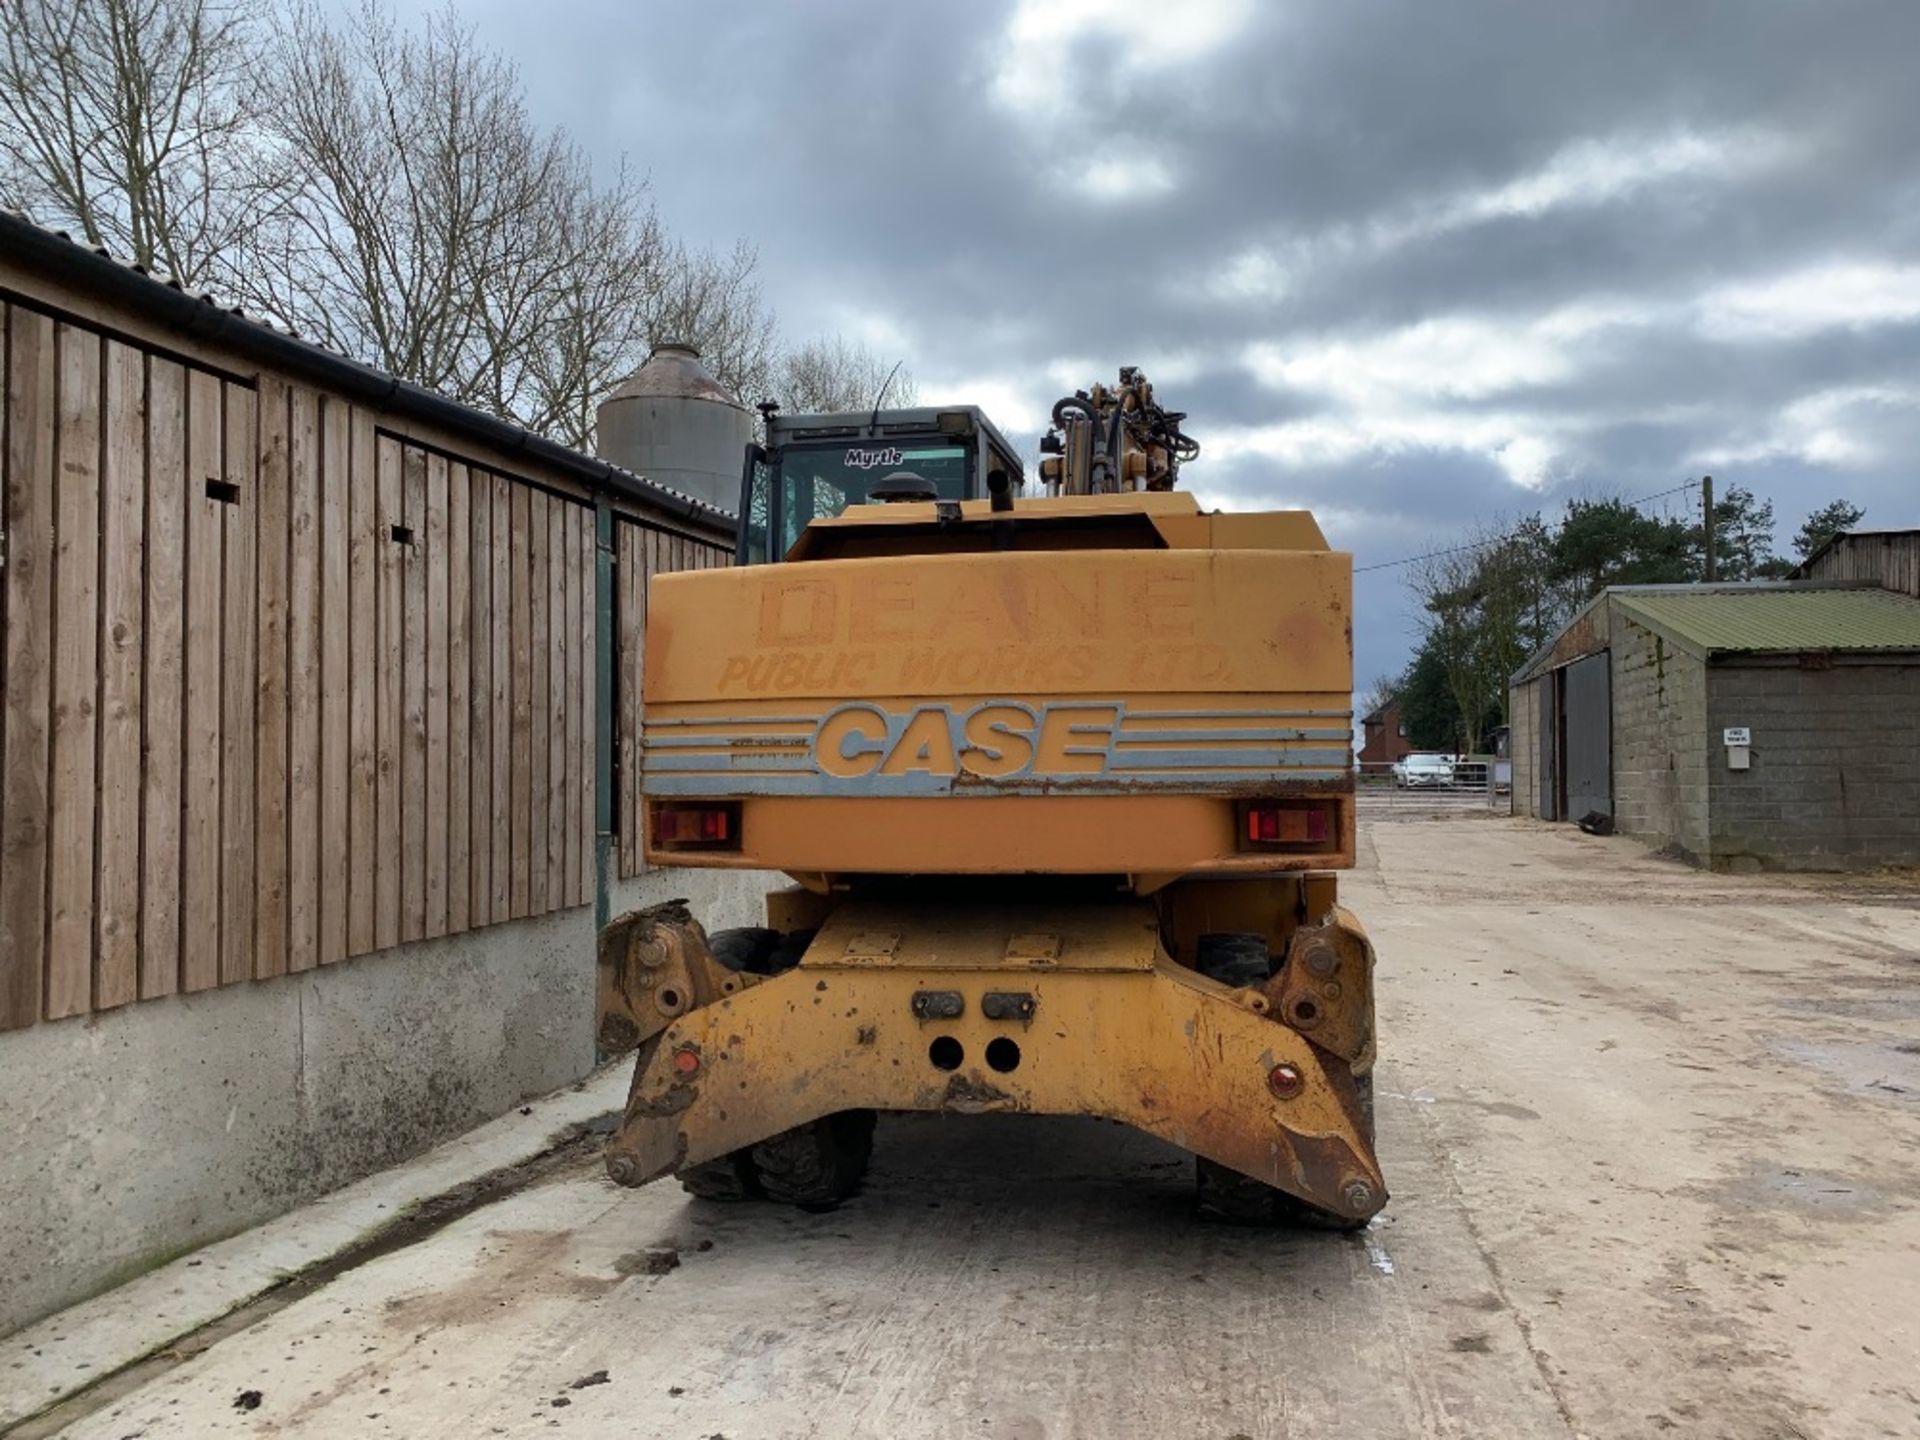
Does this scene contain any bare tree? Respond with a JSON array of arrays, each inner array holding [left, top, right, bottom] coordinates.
[[2, 0, 790, 449], [778, 335, 917, 415], [1356, 674, 1400, 721], [648, 237, 780, 413], [0, 0, 270, 284], [246, 1, 778, 448]]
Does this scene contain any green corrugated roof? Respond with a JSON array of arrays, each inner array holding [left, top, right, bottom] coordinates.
[[1614, 587, 1920, 656]]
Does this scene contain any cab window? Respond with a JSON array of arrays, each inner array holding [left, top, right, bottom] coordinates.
[[775, 443, 969, 556]]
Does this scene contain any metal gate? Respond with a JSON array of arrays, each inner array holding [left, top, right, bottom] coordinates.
[[1558, 652, 1612, 820]]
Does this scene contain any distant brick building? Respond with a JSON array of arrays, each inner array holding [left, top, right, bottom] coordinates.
[[1358, 697, 1413, 767], [1509, 583, 1920, 870]]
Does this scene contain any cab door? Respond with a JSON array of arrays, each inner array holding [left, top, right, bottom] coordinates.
[[735, 445, 771, 565]]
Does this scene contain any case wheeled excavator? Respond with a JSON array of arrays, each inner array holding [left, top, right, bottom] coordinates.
[[597, 370, 1382, 1225]]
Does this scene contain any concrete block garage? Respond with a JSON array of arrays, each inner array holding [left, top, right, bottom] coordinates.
[[1510, 581, 1920, 870]]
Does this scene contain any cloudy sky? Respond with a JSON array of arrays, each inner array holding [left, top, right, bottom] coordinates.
[[435, 0, 1919, 692]]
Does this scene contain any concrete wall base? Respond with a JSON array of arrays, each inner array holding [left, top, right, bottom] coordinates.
[[0, 866, 776, 1336]]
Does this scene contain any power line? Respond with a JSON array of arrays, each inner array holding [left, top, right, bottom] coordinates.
[[1622, 481, 1695, 508], [1354, 481, 1703, 576], [1355, 537, 1499, 574]]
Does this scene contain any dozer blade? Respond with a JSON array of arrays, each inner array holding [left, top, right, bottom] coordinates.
[[601, 900, 1385, 1224]]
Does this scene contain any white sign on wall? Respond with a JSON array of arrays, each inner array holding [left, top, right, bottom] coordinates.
[[1723, 727, 1751, 746]]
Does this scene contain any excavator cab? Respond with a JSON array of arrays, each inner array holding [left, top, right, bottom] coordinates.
[[736, 405, 1026, 564]]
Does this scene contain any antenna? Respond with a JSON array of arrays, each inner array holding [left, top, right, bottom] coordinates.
[[868, 359, 905, 432]]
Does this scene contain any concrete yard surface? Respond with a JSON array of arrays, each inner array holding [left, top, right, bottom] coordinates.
[[12, 817, 1920, 1439]]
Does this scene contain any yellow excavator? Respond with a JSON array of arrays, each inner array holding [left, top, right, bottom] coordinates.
[[597, 369, 1382, 1225]]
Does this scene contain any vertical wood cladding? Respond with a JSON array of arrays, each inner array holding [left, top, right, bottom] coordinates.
[[0, 299, 731, 1030]]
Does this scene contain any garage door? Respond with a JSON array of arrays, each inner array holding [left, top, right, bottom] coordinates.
[[1560, 652, 1612, 820]]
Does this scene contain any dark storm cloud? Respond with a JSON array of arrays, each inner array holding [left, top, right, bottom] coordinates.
[[443, 0, 1920, 687]]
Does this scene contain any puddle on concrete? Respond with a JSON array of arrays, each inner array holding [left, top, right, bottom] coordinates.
[[1770, 1036, 1920, 1103], [1774, 991, 1920, 1023], [1706, 1159, 1886, 1219]]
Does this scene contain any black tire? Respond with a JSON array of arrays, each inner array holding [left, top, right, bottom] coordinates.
[[750, 1110, 876, 1208], [764, 927, 816, 975], [1194, 1073, 1376, 1230], [1352, 1070, 1375, 1144], [678, 1151, 761, 1201], [1195, 1156, 1287, 1224], [1195, 932, 1273, 987], [707, 927, 782, 975]]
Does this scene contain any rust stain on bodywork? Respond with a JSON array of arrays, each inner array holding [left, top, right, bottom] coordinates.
[[600, 904, 1384, 1221]]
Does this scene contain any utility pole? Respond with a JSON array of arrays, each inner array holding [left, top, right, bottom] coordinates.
[[1701, 474, 1716, 582]]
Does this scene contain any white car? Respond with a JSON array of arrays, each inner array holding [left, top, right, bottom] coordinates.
[[1392, 752, 1455, 789]]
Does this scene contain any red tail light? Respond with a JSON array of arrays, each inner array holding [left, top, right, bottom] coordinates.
[[1241, 801, 1334, 849], [650, 802, 741, 852]]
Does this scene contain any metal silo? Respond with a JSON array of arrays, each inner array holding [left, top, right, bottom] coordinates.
[[594, 342, 750, 513]]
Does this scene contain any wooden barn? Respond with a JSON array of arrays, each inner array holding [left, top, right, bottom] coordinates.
[[0, 210, 761, 1332]]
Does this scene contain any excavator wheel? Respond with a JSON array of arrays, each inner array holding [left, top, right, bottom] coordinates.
[[675, 926, 794, 1196], [765, 927, 816, 975], [750, 1110, 877, 1208], [707, 927, 783, 974], [1194, 932, 1273, 986], [671, 926, 824, 1200], [678, 1152, 761, 1202], [1195, 1074, 1375, 1229], [707, 926, 815, 976]]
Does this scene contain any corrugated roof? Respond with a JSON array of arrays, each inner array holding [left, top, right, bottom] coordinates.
[[0, 209, 737, 528], [1614, 586, 1920, 656]]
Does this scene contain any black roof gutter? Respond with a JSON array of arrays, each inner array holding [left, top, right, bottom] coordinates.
[[0, 210, 731, 533]]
